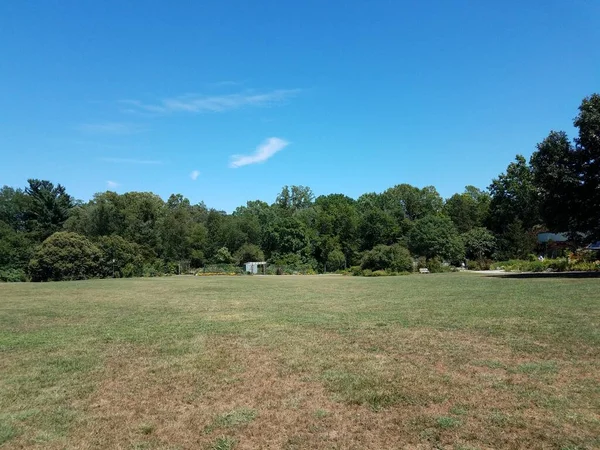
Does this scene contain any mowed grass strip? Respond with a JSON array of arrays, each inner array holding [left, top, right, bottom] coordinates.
[[0, 274, 598, 449]]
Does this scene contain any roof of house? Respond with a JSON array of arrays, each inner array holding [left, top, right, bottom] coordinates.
[[586, 241, 600, 250], [538, 232, 569, 243]]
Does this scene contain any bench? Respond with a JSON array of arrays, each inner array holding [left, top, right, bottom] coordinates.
[[419, 268, 430, 274]]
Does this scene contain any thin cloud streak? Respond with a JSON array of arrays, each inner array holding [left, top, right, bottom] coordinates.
[[106, 180, 120, 189], [121, 89, 300, 115], [100, 157, 163, 165], [77, 122, 147, 134], [190, 170, 200, 180], [229, 137, 289, 168]]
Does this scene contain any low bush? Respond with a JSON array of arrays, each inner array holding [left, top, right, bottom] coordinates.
[[491, 257, 599, 273], [467, 259, 492, 270], [201, 264, 244, 274], [426, 257, 452, 273], [122, 263, 142, 278], [0, 268, 27, 282], [29, 232, 102, 282], [350, 265, 362, 276], [361, 244, 413, 273]]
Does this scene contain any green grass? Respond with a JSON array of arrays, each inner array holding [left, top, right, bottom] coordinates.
[[0, 273, 599, 449], [211, 436, 236, 450], [204, 408, 256, 433]]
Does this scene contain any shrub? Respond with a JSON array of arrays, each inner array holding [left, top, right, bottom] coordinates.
[[361, 244, 413, 273], [190, 249, 205, 268], [214, 247, 234, 264], [350, 265, 362, 276], [95, 235, 144, 278], [202, 264, 244, 274], [466, 260, 479, 271], [142, 264, 159, 277], [466, 259, 492, 270], [491, 257, 599, 273], [0, 268, 27, 282], [326, 249, 346, 272], [121, 262, 141, 278], [165, 261, 179, 275], [548, 258, 568, 272], [426, 257, 451, 273], [29, 232, 101, 282], [235, 243, 265, 266], [370, 270, 388, 277]]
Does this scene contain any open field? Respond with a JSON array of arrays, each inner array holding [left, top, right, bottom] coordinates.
[[1, 274, 599, 450]]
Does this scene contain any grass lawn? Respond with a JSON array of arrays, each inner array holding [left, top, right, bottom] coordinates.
[[0, 273, 599, 449]]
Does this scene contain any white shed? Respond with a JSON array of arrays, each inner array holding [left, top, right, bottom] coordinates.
[[244, 261, 267, 274]]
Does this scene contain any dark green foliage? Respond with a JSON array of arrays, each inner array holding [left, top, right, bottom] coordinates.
[[23, 179, 75, 240], [380, 184, 444, 222], [444, 186, 490, 233], [29, 232, 102, 281], [462, 227, 496, 261], [234, 243, 264, 265], [94, 235, 144, 278], [263, 216, 311, 258], [214, 247, 234, 264], [488, 155, 541, 233], [408, 215, 465, 263], [530, 131, 579, 237], [0, 268, 27, 282], [356, 193, 399, 250], [494, 220, 537, 260], [275, 185, 314, 212], [531, 94, 600, 241], [326, 248, 346, 272], [0, 220, 34, 272], [361, 244, 413, 273]]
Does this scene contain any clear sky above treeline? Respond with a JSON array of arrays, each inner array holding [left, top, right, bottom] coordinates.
[[1, 0, 599, 212]]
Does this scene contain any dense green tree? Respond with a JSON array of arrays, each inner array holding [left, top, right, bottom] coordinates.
[[95, 235, 144, 278], [0, 221, 33, 272], [313, 194, 359, 265], [275, 185, 315, 212], [326, 248, 347, 272], [29, 232, 101, 281], [488, 155, 541, 233], [530, 94, 600, 241], [462, 227, 496, 261], [263, 216, 311, 259], [356, 193, 398, 250], [494, 220, 537, 260], [381, 184, 443, 222], [408, 215, 464, 262], [23, 179, 75, 240], [0, 186, 26, 230], [444, 186, 490, 233], [214, 246, 234, 264], [361, 244, 413, 272], [235, 243, 265, 265], [161, 194, 193, 261]]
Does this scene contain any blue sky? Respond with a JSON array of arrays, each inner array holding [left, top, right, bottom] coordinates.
[[1, 0, 599, 211]]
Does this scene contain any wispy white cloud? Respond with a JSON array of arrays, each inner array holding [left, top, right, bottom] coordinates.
[[190, 170, 200, 180], [229, 137, 289, 168], [121, 89, 300, 115], [77, 122, 147, 134], [106, 180, 120, 189], [208, 80, 242, 88], [100, 157, 163, 165]]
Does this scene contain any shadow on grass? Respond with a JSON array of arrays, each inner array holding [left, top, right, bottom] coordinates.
[[488, 271, 600, 279]]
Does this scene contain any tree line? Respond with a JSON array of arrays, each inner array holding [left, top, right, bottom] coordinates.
[[1, 94, 598, 281]]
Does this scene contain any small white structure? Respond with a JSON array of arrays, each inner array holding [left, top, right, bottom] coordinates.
[[244, 261, 267, 274]]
